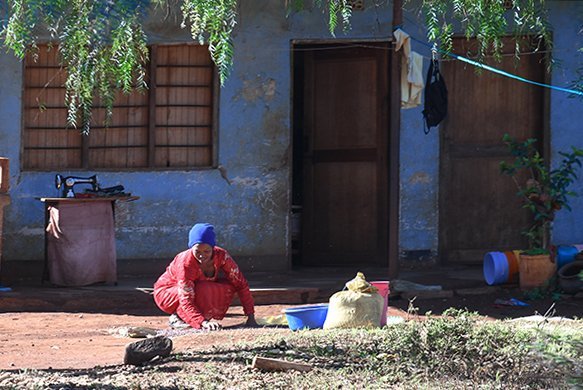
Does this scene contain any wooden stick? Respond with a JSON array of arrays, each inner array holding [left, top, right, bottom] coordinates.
[[251, 356, 313, 372]]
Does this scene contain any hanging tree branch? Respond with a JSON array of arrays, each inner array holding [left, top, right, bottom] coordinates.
[[3, 0, 150, 134], [180, 0, 238, 86], [0, 0, 356, 135], [419, 0, 552, 64], [0, 0, 556, 134]]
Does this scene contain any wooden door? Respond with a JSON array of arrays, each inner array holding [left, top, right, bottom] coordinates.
[[440, 37, 546, 263], [301, 45, 389, 265]]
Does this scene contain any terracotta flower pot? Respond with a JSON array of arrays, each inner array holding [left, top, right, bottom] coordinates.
[[518, 253, 556, 290]]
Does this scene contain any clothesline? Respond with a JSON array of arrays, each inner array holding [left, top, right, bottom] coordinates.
[[407, 34, 583, 97]]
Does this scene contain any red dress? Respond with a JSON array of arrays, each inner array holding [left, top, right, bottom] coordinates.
[[153, 246, 255, 329]]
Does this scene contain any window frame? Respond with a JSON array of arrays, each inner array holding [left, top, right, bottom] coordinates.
[[21, 42, 220, 172]]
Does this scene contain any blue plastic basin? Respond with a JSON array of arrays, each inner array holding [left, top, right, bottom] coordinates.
[[284, 304, 329, 331], [483, 251, 509, 285], [557, 245, 580, 269]]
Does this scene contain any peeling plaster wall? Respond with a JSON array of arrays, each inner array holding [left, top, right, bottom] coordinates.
[[548, 2, 583, 246], [3, 2, 579, 270], [398, 36, 439, 256], [0, 1, 402, 271]]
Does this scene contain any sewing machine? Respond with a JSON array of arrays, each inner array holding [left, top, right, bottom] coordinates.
[[55, 174, 100, 198]]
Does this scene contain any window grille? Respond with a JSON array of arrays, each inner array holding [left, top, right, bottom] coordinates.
[[22, 44, 216, 170]]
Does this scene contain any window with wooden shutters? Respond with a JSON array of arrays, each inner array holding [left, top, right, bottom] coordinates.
[[23, 46, 83, 170], [153, 45, 215, 168], [22, 43, 216, 170]]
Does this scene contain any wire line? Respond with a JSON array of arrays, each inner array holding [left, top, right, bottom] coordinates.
[[407, 34, 583, 97]]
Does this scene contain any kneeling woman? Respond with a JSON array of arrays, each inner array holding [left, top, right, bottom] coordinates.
[[153, 223, 257, 331]]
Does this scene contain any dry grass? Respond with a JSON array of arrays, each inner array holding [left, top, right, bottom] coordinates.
[[0, 310, 581, 389]]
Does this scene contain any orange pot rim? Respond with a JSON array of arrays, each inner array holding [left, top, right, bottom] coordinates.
[[504, 251, 520, 276]]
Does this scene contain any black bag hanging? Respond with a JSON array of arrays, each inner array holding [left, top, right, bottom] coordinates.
[[422, 58, 448, 134]]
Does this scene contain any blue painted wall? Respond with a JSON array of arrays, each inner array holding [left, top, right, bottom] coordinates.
[[0, 1, 398, 271], [393, 14, 439, 258], [548, 1, 583, 246], [1, 1, 581, 271]]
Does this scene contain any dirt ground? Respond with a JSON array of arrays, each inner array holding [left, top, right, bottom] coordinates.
[[0, 305, 293, 370], [0, 287, 581, 371], [1, 304, 413, 370]]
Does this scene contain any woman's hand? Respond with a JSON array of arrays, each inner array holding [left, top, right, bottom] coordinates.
[[245, 314, 259, 328], [201, 320, 221, 331]]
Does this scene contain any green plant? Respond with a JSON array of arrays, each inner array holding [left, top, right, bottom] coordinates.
[[500, 134, 583, 253], [522, 275, 557, 300], [420, 0, 552, 67]]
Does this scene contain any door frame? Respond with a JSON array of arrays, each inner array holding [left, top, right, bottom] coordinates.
[[289, 38, 400, 277], [437, 34, 552, 264]]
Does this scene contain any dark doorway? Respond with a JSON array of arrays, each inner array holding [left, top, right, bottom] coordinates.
[[292, 42, 391, 267], [439, 36, 547, 263]]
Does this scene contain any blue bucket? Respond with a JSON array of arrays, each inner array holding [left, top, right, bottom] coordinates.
[[483, 251, 509, 285], [557, 245, 580, 269], [284, 304, 329, 331]]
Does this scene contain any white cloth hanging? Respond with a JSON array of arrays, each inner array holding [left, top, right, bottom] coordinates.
[[393, 28, 425, 109]]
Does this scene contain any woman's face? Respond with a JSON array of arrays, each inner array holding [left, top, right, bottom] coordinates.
[[192, 243, 213, 265]]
